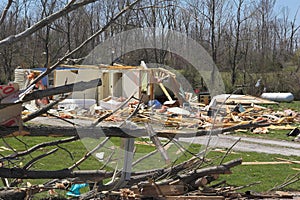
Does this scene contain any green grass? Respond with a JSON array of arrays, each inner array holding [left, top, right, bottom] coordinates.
[[2, 101, 299, 199], [265, 101, 300, 112], [207, 150, 300, 192], [0, 136, 102, 170], [233, 129, 296, 141], [0, 135, 299, 198], [173, 142, 300, 192]]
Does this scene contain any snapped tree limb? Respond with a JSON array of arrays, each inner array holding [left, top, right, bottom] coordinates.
[[22, 78, 102, 103], [1, 136, 78, 161], [0, 0, 13, 25], [0, 78, 101, 109], [0, 167, 112, 181], [22, 95, 70, 122]]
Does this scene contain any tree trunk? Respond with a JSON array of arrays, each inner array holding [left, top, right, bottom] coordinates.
[[0, 167, 112, 181], [0, 189, 26, 200]]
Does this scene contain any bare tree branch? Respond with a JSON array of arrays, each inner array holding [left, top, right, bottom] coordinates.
[[68, 137, 110, 170], [0, 120, 270, 138], [219, 137, 241, 165], [0, 79, 101, 110], [132, 139, 172, 167], [145, 123, 170, 164], [270, 172, 300, 191], [27, 0, 142, 90], [0, 0, 95, 46], [158, 158, 242, 187], [9, 149, 59, 187], [1, 136, 79, 161], [0, 0, 13, 25], [23, 148, 59, 170], [0, 167, 112, 180], [91, 91, 136, 127], [22, 94, 70, 122], [21, 78, 102, 103]]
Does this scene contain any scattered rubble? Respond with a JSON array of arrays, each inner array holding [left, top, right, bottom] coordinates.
[[0, 64, 299, 199], [19, 92, 300, 139]]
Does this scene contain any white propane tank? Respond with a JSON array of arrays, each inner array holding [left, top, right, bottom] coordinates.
[[261, 92, 294, 102]]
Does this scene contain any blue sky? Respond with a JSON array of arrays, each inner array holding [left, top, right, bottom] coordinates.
[[275, 0, 300, 23], [0, 0, 299, 24]]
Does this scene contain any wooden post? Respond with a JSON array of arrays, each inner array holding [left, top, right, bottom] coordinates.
[[149, 69, 154, 100]]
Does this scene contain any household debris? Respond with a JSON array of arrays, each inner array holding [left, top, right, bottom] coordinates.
[[1, 63, 299, 142], [0, 82, 22, 126], [0, 63, 299, 199], [18, 91, 299, 139]]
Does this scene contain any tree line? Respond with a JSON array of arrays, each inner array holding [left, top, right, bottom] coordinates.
[[0, 0, 299, 95]]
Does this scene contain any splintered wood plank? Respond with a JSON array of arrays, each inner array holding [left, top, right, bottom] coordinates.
[[276, 157, 300, 164], [242, 161, 293, 165], [269, 125, 297, 130]]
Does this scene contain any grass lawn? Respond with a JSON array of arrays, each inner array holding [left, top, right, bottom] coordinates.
[[233, 129, 296, 141], [265, 101, 300, 111], [207, 150, 300, 192], [0, 136, 299, 198], [1, 101, 300, 198]]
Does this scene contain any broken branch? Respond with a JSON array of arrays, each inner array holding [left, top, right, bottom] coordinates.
[[0, 0, 13, 25], [0, 167, 112, 181], [22, 94, 69, 122], [21, 79, 101, 103], [1, 136, 78, 161], [0, 0, 96, 46], [0, 120, 270, 138], [91, 92, 136, 127], [27, 0, 142, 89], [68, 137, 110, 170]]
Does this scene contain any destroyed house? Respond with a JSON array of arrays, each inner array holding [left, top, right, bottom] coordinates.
[[14, 64, 186, 108]]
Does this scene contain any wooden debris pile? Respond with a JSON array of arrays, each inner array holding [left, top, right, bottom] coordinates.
[[35, 96, 300, 134], [76, 158, 244, 200], [14, 91, 299, 142], [1, 65, 300, 199]]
